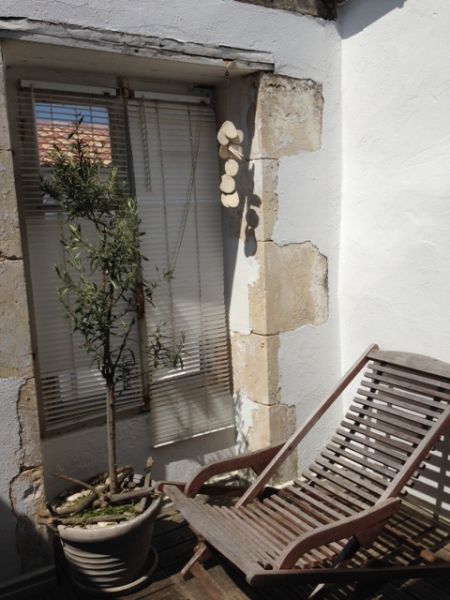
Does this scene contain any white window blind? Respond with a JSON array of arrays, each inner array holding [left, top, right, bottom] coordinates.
[[127, 98, 234, 446], [15, 84, 234, 442], [16, 87, 143, 435]]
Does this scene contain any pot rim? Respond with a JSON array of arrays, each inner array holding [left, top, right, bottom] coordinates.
[[57, 493, 162, 542]]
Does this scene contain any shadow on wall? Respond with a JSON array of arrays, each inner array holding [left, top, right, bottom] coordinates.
[[215, 74, 260, 312], [409, 432, 450, 520], [0, 498, 53, 583], [41, 416, 238, 500], [339, 0, 407, 38]]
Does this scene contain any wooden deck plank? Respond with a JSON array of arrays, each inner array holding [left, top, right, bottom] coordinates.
[[35, 499, 450, 600]]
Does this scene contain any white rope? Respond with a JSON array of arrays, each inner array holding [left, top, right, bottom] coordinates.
[[169, 109, 203, 271]]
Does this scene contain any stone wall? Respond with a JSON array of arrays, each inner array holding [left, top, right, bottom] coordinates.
[[0, 41, 52, 582], [219, 73, 333, 481]]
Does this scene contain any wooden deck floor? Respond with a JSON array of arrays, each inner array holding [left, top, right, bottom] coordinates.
[[32, 499, 450, 600]]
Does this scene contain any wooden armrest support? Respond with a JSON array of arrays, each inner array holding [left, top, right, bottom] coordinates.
[[154, 480, 186, 493], [185, 443, 284, 497], [277, 497, 401, 569]]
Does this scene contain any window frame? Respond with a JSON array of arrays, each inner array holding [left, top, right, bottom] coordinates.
[[10, 76, 234, 442]]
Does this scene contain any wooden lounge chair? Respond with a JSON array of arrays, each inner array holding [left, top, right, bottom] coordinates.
[[162, 345, 450, 592]]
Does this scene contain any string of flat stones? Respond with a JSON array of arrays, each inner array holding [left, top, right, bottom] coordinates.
[[217, 120, 244, 208]]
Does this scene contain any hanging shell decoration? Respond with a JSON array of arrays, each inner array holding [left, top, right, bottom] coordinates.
[[217, 121, 244, 208]]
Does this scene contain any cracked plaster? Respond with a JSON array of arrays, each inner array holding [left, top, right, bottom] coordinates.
[[238, 397, 297, 482], [0, 42, 50, 582], [224, 73, 328, 484], [231, 332, 280, 406]]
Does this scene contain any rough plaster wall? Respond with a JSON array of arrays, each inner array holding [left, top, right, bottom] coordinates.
[[0, 44, 51, 582], [339, 0, 450, 367], [339, 0, 450, 512], [0, 0, 338, 81], [269, 59, 342, 469], [0, 1, 341, 489]]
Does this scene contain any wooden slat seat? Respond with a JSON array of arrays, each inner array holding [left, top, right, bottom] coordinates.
[[165, 486, 344, 571], [163, 347, 450, 592]]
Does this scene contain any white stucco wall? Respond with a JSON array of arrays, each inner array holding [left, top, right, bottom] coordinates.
[[0, 1, 342, 492], [339, 0, 450, 366], [339, 0, 450, 516], [274, 41, 342, 469]]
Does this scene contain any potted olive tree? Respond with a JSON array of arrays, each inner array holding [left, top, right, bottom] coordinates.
[[41, 120, 182, 594]]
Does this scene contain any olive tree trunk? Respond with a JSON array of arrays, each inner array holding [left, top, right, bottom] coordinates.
[[106, 383, 118, 494]]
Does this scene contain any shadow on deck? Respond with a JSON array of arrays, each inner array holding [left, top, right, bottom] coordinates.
[[32, 499, 450, 600]]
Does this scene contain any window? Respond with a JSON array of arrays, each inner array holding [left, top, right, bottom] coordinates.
[[15, 82, 234, 443], [128, 98, 234, 445]]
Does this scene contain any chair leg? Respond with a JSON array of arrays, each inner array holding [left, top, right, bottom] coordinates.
[[179, 542, 228, 600], [189, 561, 229, 600], [307, 536, 361, 600], [180, 542, 211, 580]]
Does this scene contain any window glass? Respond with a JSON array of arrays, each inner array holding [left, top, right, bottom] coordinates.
[[35, 102, 112, 167]]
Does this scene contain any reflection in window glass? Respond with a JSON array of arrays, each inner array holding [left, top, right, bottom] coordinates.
[[35, 102, 112, 167]]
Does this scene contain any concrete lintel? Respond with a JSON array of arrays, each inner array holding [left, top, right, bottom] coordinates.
[[0, 18, 274, 75]]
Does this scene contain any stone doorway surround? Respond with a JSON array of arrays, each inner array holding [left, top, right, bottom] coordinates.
[[217, 73, 327, 481]]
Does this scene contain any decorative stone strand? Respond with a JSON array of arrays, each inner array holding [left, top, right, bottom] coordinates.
[[217, 120, 244, 208]]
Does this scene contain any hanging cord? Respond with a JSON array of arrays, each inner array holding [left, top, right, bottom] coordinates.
[[224, 65, 230, 118], [169, 110, 203, 272]]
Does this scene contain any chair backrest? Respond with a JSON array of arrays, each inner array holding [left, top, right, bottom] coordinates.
[[309, 350, 450, 508], [239, 347, 450, 508]]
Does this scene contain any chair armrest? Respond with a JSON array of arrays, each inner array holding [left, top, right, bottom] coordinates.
[[185, 443, 284, 497], [276, 497, 401, 569], [153, 480, 186, 493]]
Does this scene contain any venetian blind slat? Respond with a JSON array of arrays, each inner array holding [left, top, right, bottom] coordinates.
[[127, 98, 234, 446], [16, 87, 143, 435]]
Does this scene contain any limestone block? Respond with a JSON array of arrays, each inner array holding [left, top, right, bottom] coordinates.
[[231, 332, 280, 405], [248, 158, 279, 242], [249, 241, 328, 335], [0, 149, 23, 258], [0, 377, 23, 478], [254, 75, 323, 159], [0, 45, 11, 152], [0, 89, 10, 151], [245, 401, 297, 482], [18, 378, 43, 466], [0, 260, 34, 378]]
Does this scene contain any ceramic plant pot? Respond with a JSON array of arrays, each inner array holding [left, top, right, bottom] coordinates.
[[58, 494, 162, 596]]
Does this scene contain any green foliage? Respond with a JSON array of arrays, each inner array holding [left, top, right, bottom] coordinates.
[[78, 503, 137, 522], [43, 118, 183, 389]]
